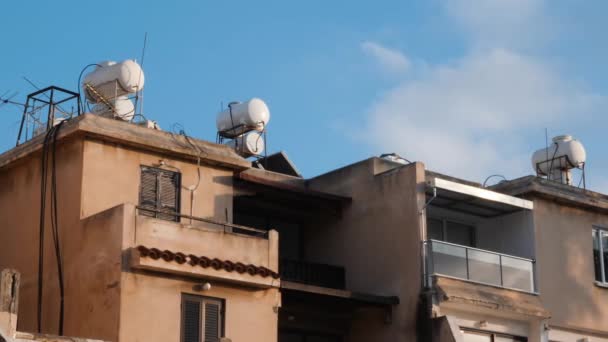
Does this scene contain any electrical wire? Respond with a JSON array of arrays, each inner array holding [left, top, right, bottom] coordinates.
[[77, 64, 101, 114], [50, 120, 66, 335], [36, 120, 67, 334], [482, 174, 508, 187], [168, 124, 210, 221], [37, 124, 55, 333]]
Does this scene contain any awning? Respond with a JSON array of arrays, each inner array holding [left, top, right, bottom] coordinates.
[[281, 280, 399, 308], [234, 171, 351, 220], [426, 177, 533, 218]]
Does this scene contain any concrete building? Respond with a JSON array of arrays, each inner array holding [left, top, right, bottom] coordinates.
[[0, 115, 281, 342], [1, 111, 607, 342], [0, 114, 395, 342]]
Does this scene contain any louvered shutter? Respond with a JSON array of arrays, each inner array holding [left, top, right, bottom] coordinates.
[[182, 298, 201, 342], [139, 166, 181, 222], [158, 170, 180, 221], [204, 302, 221, 342], [139, 166, 158, 218], [181, 295, 224, 342]]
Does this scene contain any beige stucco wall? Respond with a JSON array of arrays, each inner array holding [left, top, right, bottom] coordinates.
[[306, 159, 426, 341], [129, 215, 277, 269], [0, 137, 88, 336], [534, 198, 608, 334], [119, 272, 279, 342], [0, 133, 279, 342], [81, 138, 234, 222]]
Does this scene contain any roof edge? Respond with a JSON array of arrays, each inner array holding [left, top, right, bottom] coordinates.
[[0, 114, 251, 171]]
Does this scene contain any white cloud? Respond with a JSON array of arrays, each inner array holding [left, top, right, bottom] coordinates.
[[444, 0, 550, 49], [361, 41, 410, 73], [360, 0, 605, 183], [365, 48, 601, 180]]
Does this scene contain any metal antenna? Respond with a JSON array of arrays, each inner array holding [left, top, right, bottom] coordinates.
[[545, 127, 551, 179], [0, 91, 22, 109], [134, 32, 147, 119]]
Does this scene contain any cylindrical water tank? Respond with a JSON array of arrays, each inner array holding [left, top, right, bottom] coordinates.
[[216, 98, 270, 134], [225, 131, 265, 158], [83, 60, 145, 102], [91, 96, 135, 121], [531, 135, 586, 174]]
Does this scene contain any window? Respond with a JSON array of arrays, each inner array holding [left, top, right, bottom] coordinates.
[[428, 217, 476, 247], [139, 166, 181, 222], [181, 294, 224, 342], [593, 227, 608, 284], [461, 328, 526, 342]]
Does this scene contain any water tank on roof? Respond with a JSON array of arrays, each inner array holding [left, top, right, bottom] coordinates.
[[83, 60, 144, 102], [531, 135, 586, 185], [91, 96, 135, 121], [216, 98, 270, 135], [224, 131, 265, 158]]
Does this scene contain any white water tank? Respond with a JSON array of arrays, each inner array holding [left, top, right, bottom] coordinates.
[[225, 131, 265, 158], [83, 60, 144, 102], [216, 98, 270, 134], [91, 96, 135, 121], [531, 135, 586, 174]]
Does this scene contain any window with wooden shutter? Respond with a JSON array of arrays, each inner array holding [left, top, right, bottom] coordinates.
[[139, 166, 181, 222], [181, 294, 224, 342]]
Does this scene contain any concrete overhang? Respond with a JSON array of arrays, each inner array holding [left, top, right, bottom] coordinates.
[[426, 177, 533, 218], [234, 168, 352, 220], [236, 169, 351, 203], [492, 175, 608, 214], [432, 276, 550, 320], [281, 280, 399, 308]]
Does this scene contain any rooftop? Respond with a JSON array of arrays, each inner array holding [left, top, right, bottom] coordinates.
[[0, 114, 251, 171], [492, 175, 608, 213]]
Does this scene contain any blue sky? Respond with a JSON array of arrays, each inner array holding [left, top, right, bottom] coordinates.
[[1, 1, 607, 191]]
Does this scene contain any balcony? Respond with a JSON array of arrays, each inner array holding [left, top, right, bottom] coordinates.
[[80, 203, 279, 288], [280, 259, 346, 289], [425, 240, 536, 293]]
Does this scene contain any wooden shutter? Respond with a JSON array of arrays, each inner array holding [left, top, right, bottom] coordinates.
[[204, 301, 221, 342], [139, 166, 181, 222], [139, 166, 159, 218], [182, 298, 201, 342], [158, 170, 180, 221], [181, 295, 224, 342]]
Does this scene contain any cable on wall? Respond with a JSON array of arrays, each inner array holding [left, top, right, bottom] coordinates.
[[36, 120, 67, 335]]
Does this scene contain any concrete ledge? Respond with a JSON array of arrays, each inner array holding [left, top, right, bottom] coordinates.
[[432, 275, 550, 319]]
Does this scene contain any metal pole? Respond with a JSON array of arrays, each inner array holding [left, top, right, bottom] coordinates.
[[499, 255, 503, 287], [16, 97, 30, 146], [465, 248, 470, 280]]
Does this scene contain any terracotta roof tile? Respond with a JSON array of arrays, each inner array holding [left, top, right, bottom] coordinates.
[[136, 246, 279, 279]]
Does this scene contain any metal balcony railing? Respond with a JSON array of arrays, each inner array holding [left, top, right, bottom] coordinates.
[[135, 206, 269, 239], [280, 259, 346, 289], [425, 240, 536, 293]]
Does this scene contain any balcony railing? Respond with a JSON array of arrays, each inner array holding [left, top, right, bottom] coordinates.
[[135, 206, 269, 238], [425, 240, 536, 293], [280, 259, 346, 289]]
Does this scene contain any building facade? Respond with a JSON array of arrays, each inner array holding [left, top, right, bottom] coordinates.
[[1, 113, 607, 341]]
